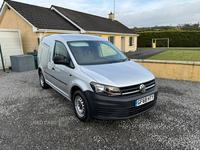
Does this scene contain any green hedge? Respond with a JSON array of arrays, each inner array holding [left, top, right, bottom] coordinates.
[[137, 30, 200, 47]]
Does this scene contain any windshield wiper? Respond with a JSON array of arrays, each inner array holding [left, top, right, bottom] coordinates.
[[122, 58, 129, 62]]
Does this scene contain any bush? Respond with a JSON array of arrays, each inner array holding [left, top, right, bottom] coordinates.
[[137, 30, 200, 47]]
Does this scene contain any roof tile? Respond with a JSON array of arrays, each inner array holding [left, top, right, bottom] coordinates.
[[4, 1, 136, 34], [6, 1, 79, 31], [53, 5, 136, 34]]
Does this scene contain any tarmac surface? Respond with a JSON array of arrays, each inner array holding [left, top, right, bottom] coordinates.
[[125, 49, 167, 59], [0, 70, 199, 150], [125, 48, 200, 59]]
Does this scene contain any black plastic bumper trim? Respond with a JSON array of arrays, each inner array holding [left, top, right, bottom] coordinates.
[[84, 86, 158, 120]]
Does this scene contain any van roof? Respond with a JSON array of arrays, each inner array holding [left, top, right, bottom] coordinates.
[[43, 34, 107, 42]]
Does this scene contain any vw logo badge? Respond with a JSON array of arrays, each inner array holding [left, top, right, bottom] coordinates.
[[139, 84, 146, 93]]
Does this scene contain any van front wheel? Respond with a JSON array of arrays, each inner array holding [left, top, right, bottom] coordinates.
[[73, 90, 91, 122]]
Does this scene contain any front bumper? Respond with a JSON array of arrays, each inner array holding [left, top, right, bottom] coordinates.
[[84, 86, 158, 120]]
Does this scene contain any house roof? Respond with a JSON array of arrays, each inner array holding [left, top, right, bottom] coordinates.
[[5, 0, 79, 31], [1, 0, 136, 35], [52, 5, 136, 34]]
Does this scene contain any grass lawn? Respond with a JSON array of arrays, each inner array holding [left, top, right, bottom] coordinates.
[[138, 47, 200, 49], [147, 50, 200, 61]]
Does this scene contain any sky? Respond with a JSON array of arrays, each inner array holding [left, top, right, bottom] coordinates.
[[0, 0, 200, 28]]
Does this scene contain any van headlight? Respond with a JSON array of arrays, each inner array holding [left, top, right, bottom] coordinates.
[[90, 82, 121, 96]]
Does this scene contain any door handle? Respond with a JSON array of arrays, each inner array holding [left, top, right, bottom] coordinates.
[[68, 74, 72, 76], [52, 67, 55, 71]]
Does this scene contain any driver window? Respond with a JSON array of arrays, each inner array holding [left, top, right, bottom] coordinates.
[[54, 41, 68, 60]]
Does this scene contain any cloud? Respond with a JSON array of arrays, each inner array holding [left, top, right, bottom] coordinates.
[[116, 0, 200, 27], [0, 0, 199, 27]]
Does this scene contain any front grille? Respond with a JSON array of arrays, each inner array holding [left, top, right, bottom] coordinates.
[[119, 79, 155, 96], [97, 99, 156, 118]]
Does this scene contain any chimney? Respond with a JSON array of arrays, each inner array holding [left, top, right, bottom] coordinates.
[[109, 12, 114, 21]]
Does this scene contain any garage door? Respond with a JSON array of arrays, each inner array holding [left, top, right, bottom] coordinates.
[[0, 29, 23, 69]]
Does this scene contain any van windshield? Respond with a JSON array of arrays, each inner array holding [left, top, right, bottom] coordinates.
[[67, 41, 127, 65]]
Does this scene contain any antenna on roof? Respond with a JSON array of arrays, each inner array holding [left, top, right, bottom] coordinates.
[[114, 0, 115, 19]]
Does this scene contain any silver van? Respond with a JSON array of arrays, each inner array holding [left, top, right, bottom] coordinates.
[[38, 34, 158, 122]]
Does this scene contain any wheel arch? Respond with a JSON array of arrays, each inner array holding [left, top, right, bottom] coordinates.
[[38, 67, 42, 75], [70, 85, 83, 100]]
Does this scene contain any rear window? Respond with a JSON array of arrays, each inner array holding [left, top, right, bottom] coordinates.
[[69, 42, 89, 47]]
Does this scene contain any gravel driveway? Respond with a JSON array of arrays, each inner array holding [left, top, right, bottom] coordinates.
[[0, 70, 199, 150]]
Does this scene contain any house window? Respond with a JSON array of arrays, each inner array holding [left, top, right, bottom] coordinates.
[[108, 36, 115, 44], [129, 37, 134, 46]]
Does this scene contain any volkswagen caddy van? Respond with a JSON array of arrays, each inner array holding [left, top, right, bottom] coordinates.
[[38, 34, 158, 122]]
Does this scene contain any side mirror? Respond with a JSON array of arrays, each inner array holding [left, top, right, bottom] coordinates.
[[53, 55, 69, 66]]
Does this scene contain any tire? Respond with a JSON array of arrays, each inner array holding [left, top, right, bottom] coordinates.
[[39, 71, 49, 89], [72, 90, 91, 122]]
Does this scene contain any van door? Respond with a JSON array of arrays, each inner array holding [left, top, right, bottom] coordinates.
[[48, 41, 72, 97]]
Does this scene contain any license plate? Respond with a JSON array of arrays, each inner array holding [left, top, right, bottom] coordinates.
[[135, 94, 154, 107]]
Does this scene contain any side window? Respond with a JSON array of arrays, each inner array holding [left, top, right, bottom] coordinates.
[[100, 43, 117, 57], [53, 41, 74, 68], [53, 41, 68, 59], [108, 36, 115, 44]]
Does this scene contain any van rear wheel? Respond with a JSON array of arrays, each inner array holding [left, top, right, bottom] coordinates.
[[72, 90, 91, 122], [39, 71, 49, 89]]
